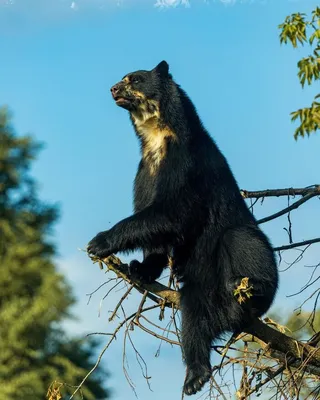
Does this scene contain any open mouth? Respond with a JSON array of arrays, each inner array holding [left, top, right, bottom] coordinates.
[[114, 96, 130, 105]]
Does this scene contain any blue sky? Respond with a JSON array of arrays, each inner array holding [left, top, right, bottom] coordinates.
[[1, 0, 320, 399]]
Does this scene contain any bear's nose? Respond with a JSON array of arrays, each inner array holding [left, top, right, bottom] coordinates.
[[110, 84, 120, 97]]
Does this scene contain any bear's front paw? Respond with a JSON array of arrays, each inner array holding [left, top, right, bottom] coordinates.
[[129, 260, 157, 283], [183, 365, 211, 396], [87, 230, 116, 259]]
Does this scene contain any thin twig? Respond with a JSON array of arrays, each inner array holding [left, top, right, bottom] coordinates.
[[258, 190, 320, 224], [69, 305, 159, 399], [108, 283, 135, 322], [274, 238, 320, 251]]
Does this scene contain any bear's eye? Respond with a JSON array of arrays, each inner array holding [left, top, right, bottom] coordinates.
[[132, 77, 141, 84]]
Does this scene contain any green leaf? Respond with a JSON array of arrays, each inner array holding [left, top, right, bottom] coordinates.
[[290, 98, 320, 139]]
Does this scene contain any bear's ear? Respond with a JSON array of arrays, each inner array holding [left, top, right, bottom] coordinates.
[[154, 60, 169, 77]]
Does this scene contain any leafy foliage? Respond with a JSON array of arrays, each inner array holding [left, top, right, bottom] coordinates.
[[279, 7, 320, 139], [0, 107, 110, 400]]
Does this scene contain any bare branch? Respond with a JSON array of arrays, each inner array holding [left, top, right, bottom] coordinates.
[[241, 185, 320, 199], [257, 189, 320, 224], [70, 303, 159, 399], [92, 254, 180, 306], [108, 283, 134, 322], [274, 238, 320, 251]]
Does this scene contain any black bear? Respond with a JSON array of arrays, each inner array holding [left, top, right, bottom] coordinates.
[[87, 61, 278, 396]]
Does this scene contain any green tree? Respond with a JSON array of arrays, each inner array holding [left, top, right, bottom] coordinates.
[[279, 7, 320, 139], [0, 106, 110, 400], [282, 309, 320, 341], [266, 309, 320, 399]]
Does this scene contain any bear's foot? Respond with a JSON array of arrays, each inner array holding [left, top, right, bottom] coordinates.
[[183, 365, 211, 396]]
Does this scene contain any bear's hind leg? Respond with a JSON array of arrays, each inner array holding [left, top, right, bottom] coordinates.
[[180, 286, 213, 396]]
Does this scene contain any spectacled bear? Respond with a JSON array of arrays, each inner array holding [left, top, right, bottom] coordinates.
[[87, 61, 278, 396]]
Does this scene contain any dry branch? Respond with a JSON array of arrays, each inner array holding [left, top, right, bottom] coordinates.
[[274, 238, 320, 251], [240, 185, 320, 199], [257, 189, 320, 224], [98, 254, 180, 306]]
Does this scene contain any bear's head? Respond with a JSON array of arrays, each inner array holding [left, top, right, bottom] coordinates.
[[110, 61, 170, 116]]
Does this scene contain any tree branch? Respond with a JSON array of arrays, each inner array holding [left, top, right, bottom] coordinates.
[[257, 188, 320, 224], [274, 237, 320, 251], [241, 185, 320, 199], [94, 254, 179, 306]]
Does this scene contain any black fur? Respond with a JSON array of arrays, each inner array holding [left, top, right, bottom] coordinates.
[[88, 61, 278, 396]]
